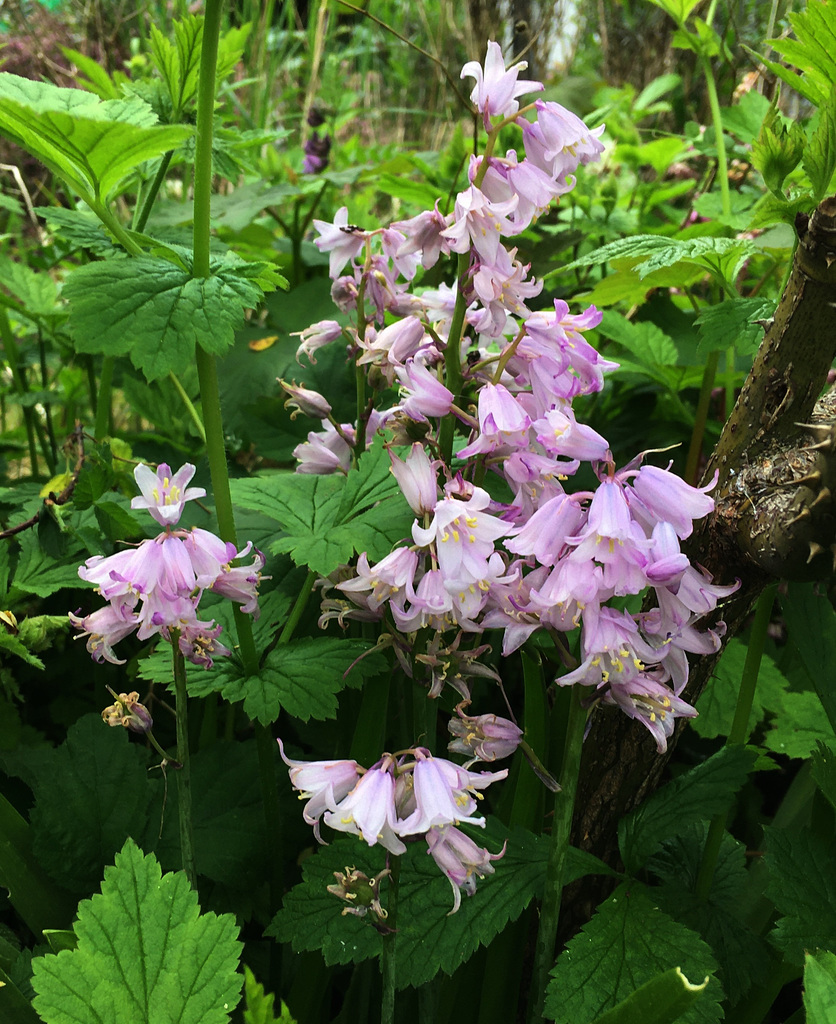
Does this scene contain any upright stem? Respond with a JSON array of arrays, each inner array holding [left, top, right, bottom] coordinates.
[[381, 856, 400, 1024], [701, 54, 731, 221], [94, 356, 115, 441], [134, 151, 174, 233], [192, 0, 259, 678], [684, 349, 719, 485], [695, 584, 777, 901], [172, 643, 196, 888], [531, 685, 587, 1022], [438, 252, 470, 464]]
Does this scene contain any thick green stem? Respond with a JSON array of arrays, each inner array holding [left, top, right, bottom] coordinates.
[[531, 685, 587, 1022], [695, 584, 777, 901], [192, 0, 259, 676], [94, 356, 115, 440], [172, 643, 196, 888], [684, 349, 719, 485], [381, 856, 400, 1024]]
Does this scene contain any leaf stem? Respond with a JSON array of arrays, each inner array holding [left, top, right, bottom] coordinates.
[[530, 684, 587, 1022], [94, 355, 115, 441], [684, 349, 719, 485], [381, 855, 400, 1024], [134, 150, 175, 233], [277, 570, 316, 647], [168, 370, 206, 442], [695, 584, 777, 901], [172, 642, 197, 888], [700, 52, 731, 221]]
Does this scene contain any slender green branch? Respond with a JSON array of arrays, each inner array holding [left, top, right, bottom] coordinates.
[[531, 685, 587, 1022], [701, 54, 731, 221], [88, 200, 144, 257], [172, 642, 197, 888], [135, 151, 175, 233], [684, 350, 719, 485], [695, 584, 777, 901], [277, 571, 316, 647], [168, 371, 206, 442]]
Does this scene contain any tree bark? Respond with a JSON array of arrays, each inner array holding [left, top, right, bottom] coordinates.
[[570, 194, 836, 882]]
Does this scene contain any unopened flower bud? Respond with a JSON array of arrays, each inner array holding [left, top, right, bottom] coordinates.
[[447, 704, 522, 762], [101, 688, 154, 734], [279, 380, 333, 420]]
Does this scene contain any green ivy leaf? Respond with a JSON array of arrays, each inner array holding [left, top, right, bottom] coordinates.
[[765, 826, 836, 963], [203, 638, 387, 725], [545, 883, 722, 1024], [619, 746, 758, 874], [804, 950, 836, 1024], [695, 297, 776, 357], [64, 253, 266, 380], [0, 73, 192, 202], [31, 839, 242, 1024], [692, 638, 788, 740], [231, 436, 415, 576], [271, 822, 565, 988]]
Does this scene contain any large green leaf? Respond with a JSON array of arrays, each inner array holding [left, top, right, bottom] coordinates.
[[27, 716, 154, 894], [780, 582, 836, 736], [765, 1, 836, 107], [0, 73, 191, 201], [619, 745, 758, 874], [765, 826, 836, 963], [804, 88, 836, 202], [31, 840, 242, 1024], [192, 638, 388, 725], [545, 884, 722, 1024], [64, 253, 268, 380], [231, 436, 416, 576], [805, 951, 836, 1024], [695, 298, 776, 358], [589, 968, 709, 1024], [271, 822, 603, 989]]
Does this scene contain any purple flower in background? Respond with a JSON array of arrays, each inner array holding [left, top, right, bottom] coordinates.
[[279, 739, 362, 840], [447, 705, 523, 762], [303, 130, 331, 174]]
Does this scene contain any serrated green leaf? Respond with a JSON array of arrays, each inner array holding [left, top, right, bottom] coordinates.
[[619, 746, 758, 874], [766, 826, 836, 963], [811, 743, 836, 813], [28, 715, 154, 893], [545, 883, 722, 1024], [0, 252, 60, 321], [781, 582, 836, 736], [38, 208, 114, 254], [751, 105, 807, 196], [804, 89, 836, 202], [64, 253, 265, 380], [0, 628, 44, 670], [646, 0, 701, 26], [597, 311, 678, 366], [763, 690, 836, 759], [10, 531, 85, 600], [151, 14, 203, 117], [695, 297, 775, 357], [231, 436, 415, 576], [692, 638, 788, 740], [647, 824, 771, 1005], [59, 47, 121, 100], [766, 1, 836, 107], [213, 638, 386, 725], [805, 950, 836, 1024], [590, 967, 708, 1024], [0, 73, 192, 202], [242, 966, 297, 1024], [271, 822, 549, 988], [31, 839, 242, 1024]]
